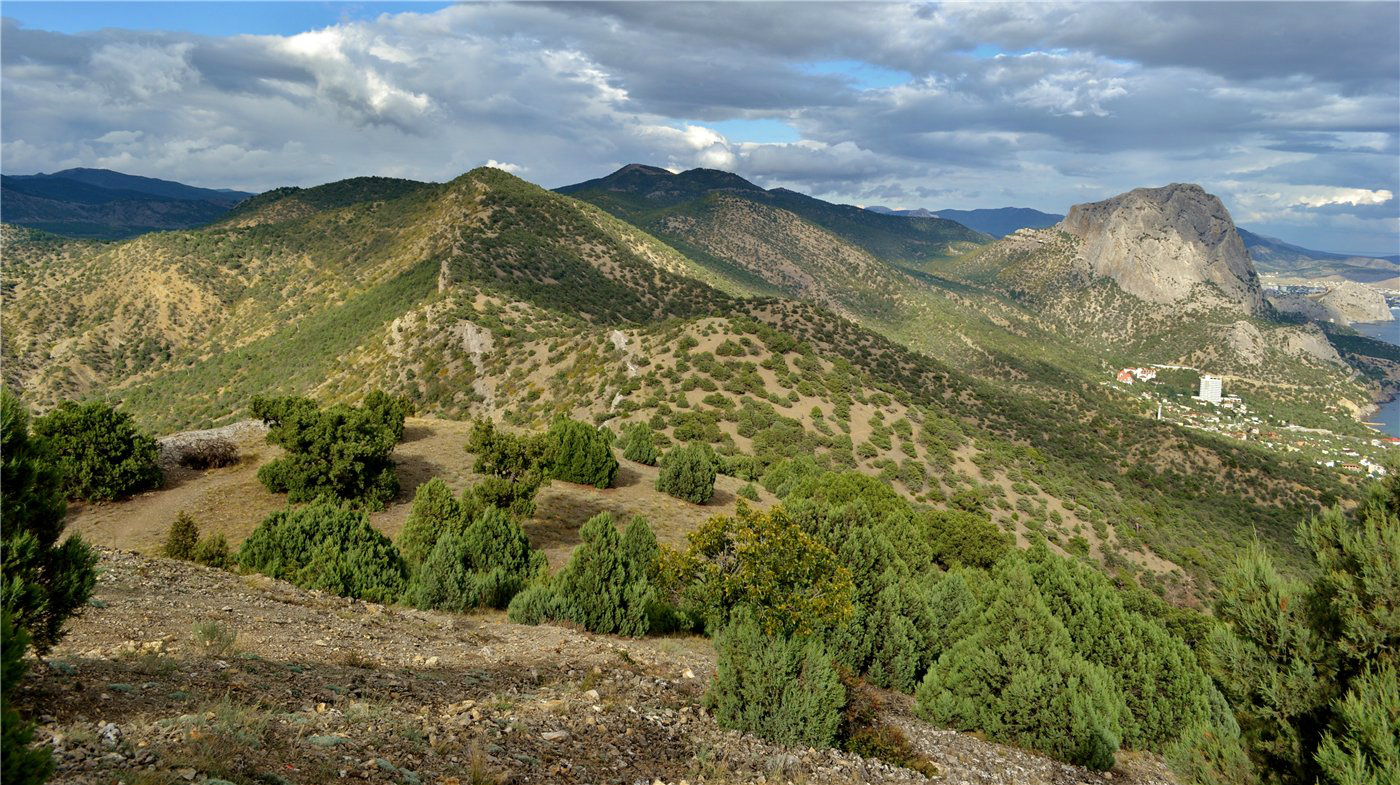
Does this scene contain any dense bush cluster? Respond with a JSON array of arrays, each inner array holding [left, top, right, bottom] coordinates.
[[251, 392, 409, 509], [508, 513, 659, 636], [237, 502, 407, 604], [467, 417, 618, 492], [667, 466, 1244, 774], [396, 478, 545, 611], [1198, 469, 1399, 785], [31, 400, 162, 501], [656, 442, 717, 504]]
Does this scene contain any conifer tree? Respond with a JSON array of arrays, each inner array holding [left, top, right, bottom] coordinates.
[[620, 422, 658, 466], [656, 443, 716, 503], [1, 389, 98, 653], [706, 609, 846, 749], [916, 556, 1125, 771]]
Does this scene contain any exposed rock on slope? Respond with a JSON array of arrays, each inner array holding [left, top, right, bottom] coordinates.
[[1060, 184, 1264, 313], [1270, 281, 1393, 326]]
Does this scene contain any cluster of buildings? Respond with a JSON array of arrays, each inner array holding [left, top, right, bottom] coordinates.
[[1114, 367, 1158, 384], [1108, 365, 1392, 476]]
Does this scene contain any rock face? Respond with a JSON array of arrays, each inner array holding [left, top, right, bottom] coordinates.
[[1061, 184, 1264, 313], [1270, 281, 1394, 326], [1319, 281, 1394, 323]]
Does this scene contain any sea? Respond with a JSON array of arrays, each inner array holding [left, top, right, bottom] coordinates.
[[1351, 307, 1400, 437]]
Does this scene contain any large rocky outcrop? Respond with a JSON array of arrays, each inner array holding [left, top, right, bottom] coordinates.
[[1060, 184, 1264, 313], [1270, 280, 1394, 326]]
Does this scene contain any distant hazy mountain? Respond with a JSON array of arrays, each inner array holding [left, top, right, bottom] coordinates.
[[1, 168, 253, 239], [1237, 227, 1400, 284], [866, 205, 1063, 237]]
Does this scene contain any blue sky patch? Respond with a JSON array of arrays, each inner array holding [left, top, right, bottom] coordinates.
[[3, 2, 452, 36]]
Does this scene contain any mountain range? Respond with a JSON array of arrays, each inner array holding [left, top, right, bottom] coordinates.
[[7, 163, 1393, 598], [0, 168, 252, 239], [866, 205, 1063, 237]]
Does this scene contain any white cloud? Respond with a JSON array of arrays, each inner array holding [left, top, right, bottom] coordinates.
[[483, 159, 525, 174]]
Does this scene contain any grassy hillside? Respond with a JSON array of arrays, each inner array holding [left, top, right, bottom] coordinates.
[[2, 167, 1367, 598]]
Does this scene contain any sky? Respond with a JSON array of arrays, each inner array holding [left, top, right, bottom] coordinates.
[[2, 2, 1397, 254]]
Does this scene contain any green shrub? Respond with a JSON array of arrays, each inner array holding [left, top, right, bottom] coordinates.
[[250, 393, 403, 509], [737, 482, 760, 501], [620, 422, 658, 465], [508, 514, 656, 636], [656, 443, 717, 504], [1201, 475, 1399, 785], [405, 506, 545, 612], [917, 509, 1012, 569], [2, 612, 52, 784], [31, 400, 162, 501], [1313, 664, 1398, 785], [916, 557, 1125, 771], [466, 418, 547, 483], [396, 479, 467, 569], [664, 504, 853, 636], [164, 511, 200, 561], [706, 609, 846, 748], [192, 534, 230, 569], [544, 418, 617, 488], [1, 390, 98, 654], [237, 502, 406, 603]]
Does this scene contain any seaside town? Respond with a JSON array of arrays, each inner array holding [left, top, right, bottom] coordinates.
[[1107, 365, 1395, 478]]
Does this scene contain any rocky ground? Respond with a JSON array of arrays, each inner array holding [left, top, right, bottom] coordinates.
[[19, 550, 1178, 785]]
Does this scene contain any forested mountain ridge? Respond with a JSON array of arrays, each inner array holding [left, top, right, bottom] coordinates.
[[0, 166, 1369, 599], [0, 168, 252, 239]]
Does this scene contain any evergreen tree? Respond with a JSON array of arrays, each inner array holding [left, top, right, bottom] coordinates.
[[706, 609, 846, 749], [31, 400, 162, 501], [511, 513, 655, 636], [396, 478, 468, 569], [1313, 664, 1399, 785], [251, 393, 403, 510], [1, 390, 98, 654], [656, 443, 717, 504], [164, 511, 200, 561], [544, 418, 617, 488], [916, 557, 1125, 771], [620, 422, 658, 465], [2, 612, 52, 784]]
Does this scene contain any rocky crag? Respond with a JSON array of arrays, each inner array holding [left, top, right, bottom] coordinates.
[[1060, 184, 1265, 313]]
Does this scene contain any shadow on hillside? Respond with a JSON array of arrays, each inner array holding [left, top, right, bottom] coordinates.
[[392, 452, 444, 502], [400, 424, 433, 444], [614, 463, 644, 489]]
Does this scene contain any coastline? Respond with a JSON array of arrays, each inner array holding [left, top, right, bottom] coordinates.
[[1352, 309, 1400, 436]]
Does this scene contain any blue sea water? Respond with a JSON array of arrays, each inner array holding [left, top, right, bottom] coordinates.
[[1352, 308, 1400, 437]]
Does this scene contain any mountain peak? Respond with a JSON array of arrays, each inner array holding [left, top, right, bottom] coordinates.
[[611, 163, 673, 177], [1060, 183, 1263, 313]]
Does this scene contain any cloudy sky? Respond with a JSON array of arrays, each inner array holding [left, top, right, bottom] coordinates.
[[3, 1, 1397, 253]]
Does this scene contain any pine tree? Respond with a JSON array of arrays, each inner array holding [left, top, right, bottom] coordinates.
[[916, 557, 1125, 771], [620, 422, 658, 465], [706, 609, 846, 749], [1, 389, 98, 654], [1314, 664, 1399, 785], [656, 443, 717, 504]]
